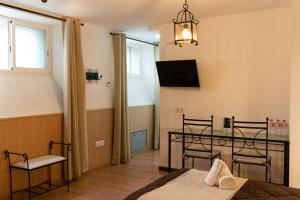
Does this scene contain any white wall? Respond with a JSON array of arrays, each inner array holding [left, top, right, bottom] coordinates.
[[157, 7, 292, 172], [289, 0, 300, 188], [0, 22, 114, 118], [81, 24, 114, 110], [0, 73, 63, 118], [0, 23, 64, 119], [127, 40, 156, 107], [52, 23, 64, 92]]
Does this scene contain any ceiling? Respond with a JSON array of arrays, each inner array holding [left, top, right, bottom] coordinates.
[[3, 0, 291, 42]]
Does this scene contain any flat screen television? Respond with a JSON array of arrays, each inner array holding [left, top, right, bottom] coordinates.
[[156, 59, 200, 87]]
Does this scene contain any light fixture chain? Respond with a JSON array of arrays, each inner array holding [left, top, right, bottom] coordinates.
[[183, 0, 188, 10]]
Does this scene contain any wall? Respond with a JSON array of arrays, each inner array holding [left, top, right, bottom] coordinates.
[[0, 22, 115, 199], [0, 21, 64, 119], [81, 23, 114, 110], [289, 0, 300, 188], [127, 40, 156, 107], [87, 108, 114, 169], [0, 114, 63, 200], [0, 74, 63, 118], [128, 105, 155, 150], [157, 7, 292, 181], [81, 23, 115, 169], [51, 22, 64, 91]]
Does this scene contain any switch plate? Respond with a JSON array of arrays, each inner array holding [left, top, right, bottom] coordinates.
[[95, 140, 105, 148]]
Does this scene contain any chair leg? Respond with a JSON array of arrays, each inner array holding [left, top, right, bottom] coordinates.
[[67, 159, 70, 192], [27, 170, 32, 200], [265, 166, 268, 183], [238, 163, 241, 177], [49, 165, 52, 188], [210, 159, 213, 167], [8, 166, 13, 200], [231, 162, 234, 175], [192, 157, 195, 168]]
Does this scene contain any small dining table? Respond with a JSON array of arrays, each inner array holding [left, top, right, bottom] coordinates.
[[167, 129, 290, 186]]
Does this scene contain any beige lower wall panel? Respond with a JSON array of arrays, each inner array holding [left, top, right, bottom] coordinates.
[[128, 105, 155, 150], [87, 108, 114, 170], [0, 114, 63, 200], [0, 107, 149, 199]]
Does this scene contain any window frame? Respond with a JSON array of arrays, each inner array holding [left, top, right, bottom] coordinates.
[[0, 16, 12, 71], [126, 44, 142, 78], [0, 16, 51, 74]]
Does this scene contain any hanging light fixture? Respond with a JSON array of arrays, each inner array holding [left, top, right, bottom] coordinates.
[[173, 0, 199, 47]]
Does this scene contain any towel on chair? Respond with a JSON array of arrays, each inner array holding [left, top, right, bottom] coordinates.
[[204, 159, 223, 186]]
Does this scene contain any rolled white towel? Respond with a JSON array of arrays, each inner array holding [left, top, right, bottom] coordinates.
[[216, 164, 232, 186], [204, 158, 224, 186], [219, 175, 237, 190]]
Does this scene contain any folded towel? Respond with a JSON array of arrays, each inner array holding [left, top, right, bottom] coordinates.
[[204, 159, 224, 186], [219, 175, 237, 190]]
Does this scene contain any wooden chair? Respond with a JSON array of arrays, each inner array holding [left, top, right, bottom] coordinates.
[[182, 114, 221, 168], [231, 116, 271, 182]]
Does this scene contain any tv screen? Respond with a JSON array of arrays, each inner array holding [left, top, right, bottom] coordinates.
[[156, 59, 200, 87]]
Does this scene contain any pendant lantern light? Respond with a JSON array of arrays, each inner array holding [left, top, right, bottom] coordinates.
[[173, 0, 199, 47]]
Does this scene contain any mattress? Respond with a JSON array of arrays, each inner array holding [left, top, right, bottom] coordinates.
[[124, 169, 300, 200]]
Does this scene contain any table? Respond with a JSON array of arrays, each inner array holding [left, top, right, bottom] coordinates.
[[168, 129, 290, 186]]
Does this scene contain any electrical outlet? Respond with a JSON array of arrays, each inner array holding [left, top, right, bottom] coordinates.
[[175, 108, 184, 113], [95, 140, 105, 148]]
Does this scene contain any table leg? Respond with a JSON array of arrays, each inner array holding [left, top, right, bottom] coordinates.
[[168, 133, 171, 173], [283, 142, 289, 186]]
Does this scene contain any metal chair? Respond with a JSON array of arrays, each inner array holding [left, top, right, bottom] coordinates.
[[182, 114, 221, 168], [231, 116, 271, 182]]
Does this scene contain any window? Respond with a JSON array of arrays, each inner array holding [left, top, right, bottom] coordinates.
[[15, 24, 47, 69], [0, 17, 10, 70], [127, 46, 141, 76], [0, 16, 50, 72]]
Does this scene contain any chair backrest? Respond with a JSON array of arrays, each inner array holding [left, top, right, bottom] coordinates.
[[182, 114, 214, 153], [231, 116, 269, 162]]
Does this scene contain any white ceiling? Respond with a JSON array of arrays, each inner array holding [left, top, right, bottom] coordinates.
[[2, 0, 291, 42]]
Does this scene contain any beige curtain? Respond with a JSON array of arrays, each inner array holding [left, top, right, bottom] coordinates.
[[63, 17, 89, 179], [112, 33, 130, 165], [154, 45, 160, 150]]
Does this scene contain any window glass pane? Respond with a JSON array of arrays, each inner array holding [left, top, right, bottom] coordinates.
[[126, 46, 131, 74], [130, 47, 140, 75], [0, 18, 10, 70], [15, 24, 47, 69]]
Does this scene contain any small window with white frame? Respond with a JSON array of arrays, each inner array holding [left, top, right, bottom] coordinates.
[[0, 16, 10, 70], [0, 16, 50, 73], [127, 45, 141, 77]]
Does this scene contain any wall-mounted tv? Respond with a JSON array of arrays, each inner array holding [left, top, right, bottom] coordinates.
[[156, 59, 200, 87]]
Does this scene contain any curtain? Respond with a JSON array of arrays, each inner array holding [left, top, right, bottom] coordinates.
[[112, 33, 130, 165], [154, 46, 160, 150], [63, 17, 89, 179]]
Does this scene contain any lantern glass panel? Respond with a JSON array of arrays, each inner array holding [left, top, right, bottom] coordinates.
[[175, 22, 192, 44], [191, 22, 198, 43]]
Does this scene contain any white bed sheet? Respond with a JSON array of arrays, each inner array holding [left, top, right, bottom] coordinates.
[[138, 169, 247, 200]]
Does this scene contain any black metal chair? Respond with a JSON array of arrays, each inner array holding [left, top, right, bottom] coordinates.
[[182, 114, 221, 168], [231, 116, 271, 182]]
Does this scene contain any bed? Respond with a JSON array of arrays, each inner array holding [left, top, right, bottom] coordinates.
[[124, 169, 300, 200]]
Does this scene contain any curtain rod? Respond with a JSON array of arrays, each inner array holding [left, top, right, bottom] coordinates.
[[0, 2, 66, 22], [110, 32, 159, 47]]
